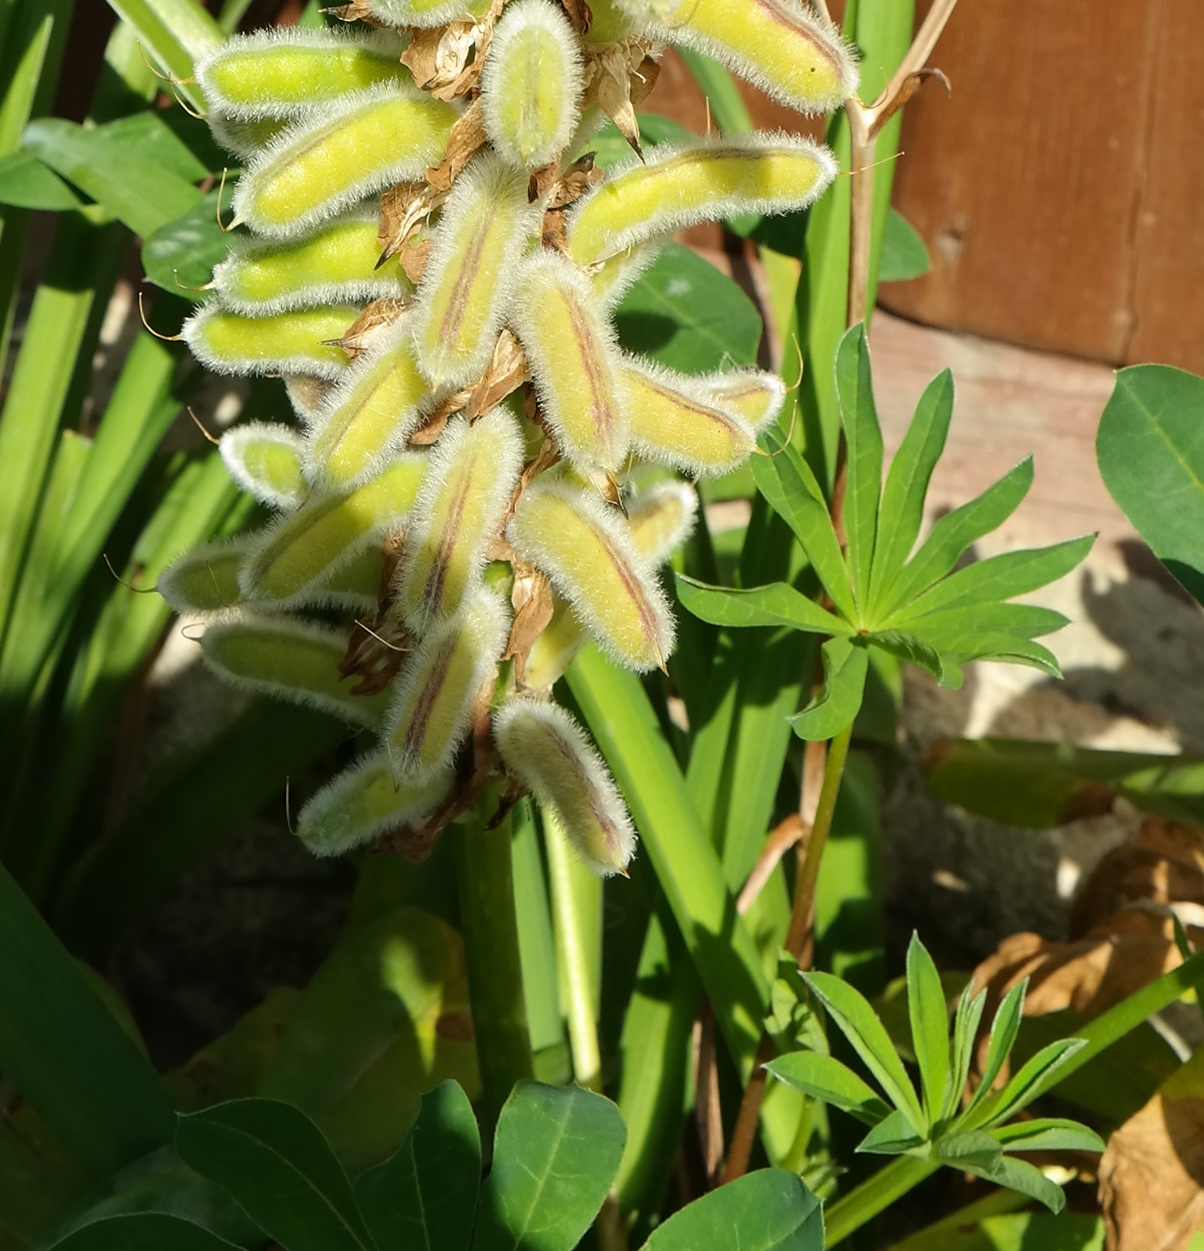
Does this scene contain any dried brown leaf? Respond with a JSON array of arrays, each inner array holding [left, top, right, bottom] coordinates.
[[465, 329, 528, 419], [426, 101, 488, 191], [507, 560, 555, 682], [400, 0, 504, 101], [560, 0, 591, 35], [399, 234, 434, 284], [330, 298, 408, 359], [326, 1, 386, 25], [378, 181, 447, 265], [546, 153, 603, 210], [582, 41, 656, 156]]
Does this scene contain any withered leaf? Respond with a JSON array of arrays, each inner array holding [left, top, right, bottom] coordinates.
[[426, 101, 488, 192], [582, 41, 657, 156], [560, 0, 591, 35], [329, 298, 408, 359], [326, 1, 386, 25], [545, 153, 603, 210], [399, 234, 433, 284], [507, 560, 555, 682], [378, 181, 447, 265], [465, 329, 528, 419]]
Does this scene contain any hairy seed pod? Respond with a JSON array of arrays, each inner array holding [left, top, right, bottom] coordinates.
[[493, 699, 636, 876], [385, 588, 509, 783], [567, 133, 838, 266], [362, 0, 493, 28], [202, 615, 389, 728], [507, 478, 673, 671], [231, 84, 459, 239], [480, 0, 583, 168], [158, 537, 248, 614], [196, 28, 407, 119], [613, 0, 858, 115], [182, 304, 360, 380], [395, 407, 524, 629], [411, 154, 540, 388], [622, 358, 757, 476], [306, 314, 433, 488], [242, 453, 426, 603], [212, 214, 411, 316], [589, 240, 666, 308], [508, 252, 627, 472], [219, 421, 308, 509], [300, 544, 385, 613], [297, 751, 452, 857], [209, 114, 291, 159], [701, 367, 787, 431]]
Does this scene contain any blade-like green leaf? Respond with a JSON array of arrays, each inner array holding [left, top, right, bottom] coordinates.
[[864, 629, 948, 684], [0, 149, 83, 210], [938, 634, 1062, 678], [47, 1214, 243, 1251], [788, 636, 869, 742], [675, 574, 850, 635], [901, 602, 1070, 648], [802, 970, 924, 1131], [878, 207, 931, 283], [174, 1099, 374, 1251], [958, 1153, 1066, 1215], [869, 368, 953, 612], [906, 935, 950, 1126], [1097, 363, 1204, 606], [942, 987, 986, 1123], [855, 1108, 926, 1155], [933, 1128, 1002, 1171], [766, 1052, 891, 1125], [642, 1169, 822, 1251], [966, 981, 1027, 1116], [834, 324, 883, 606], [356, 1081, 481, 1251], [990, 1117, 1105, 1154], [976, 1039, 1086, 1129], [105, 0, 223, 108], [877, 457, 1034, 617], [472, 1081, 625, 1251]]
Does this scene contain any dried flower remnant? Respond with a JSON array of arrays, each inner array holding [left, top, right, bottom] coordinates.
[[166, 6, 854, 870]]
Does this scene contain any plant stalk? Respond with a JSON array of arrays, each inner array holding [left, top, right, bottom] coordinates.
[[823, 1156, 939, 1247]]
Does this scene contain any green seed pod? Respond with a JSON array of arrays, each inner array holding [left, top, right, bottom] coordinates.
[[219, 421, 308, 509], [522, 479, 696, 688], [622, 357, 757, 476], [362, 0, 493, 28], [306, 313, 434, 488], [182, 304, 360, 380], [589, 240, 666, 308], [411, 153, 540, 389], [202, 615, 389, 728], [385, 588, 509, 783], [493, 698, 636, 876], [242, 453, 426, 603], [566, 133, 838, 266], [212, 214, 412, 316], [158, 537, 248, 614], [305, 543, 385, 613], [297, 751, 452, 857], [479, 0, 583, 169], [506, 478, 673, 671], [196, 28, 408, 119], [613, 0, 858, 115], [701, 367, 787, 431], [508, 252, 627, 473], [231, 84, 459, 239], [396, 407, 524, 629]]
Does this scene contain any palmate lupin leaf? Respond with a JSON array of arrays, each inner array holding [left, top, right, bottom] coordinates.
[[766, 934, 1103, 1215], [678, 324, 1094, 740]]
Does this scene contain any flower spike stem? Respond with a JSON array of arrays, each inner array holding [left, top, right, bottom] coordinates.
[[455, 792, 534, 1138]]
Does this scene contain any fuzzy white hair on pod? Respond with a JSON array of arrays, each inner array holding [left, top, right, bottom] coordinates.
[[625, 479, 699, 565], [479, 0, 584, 169], [493, 697, 637, 877], [181, 303, 361, 381], [699, 367, 789, 432], [297, 751, 453, 857], [362, 0, 492, 29], [588, 238, 669, 309], [157, 535, 250, 615], [219, 421, 310, 511]]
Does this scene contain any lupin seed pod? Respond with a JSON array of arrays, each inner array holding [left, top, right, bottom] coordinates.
[[242, 453, 426, 603], [701, 367, 788, 431], [219, 421, 309, 510], [362, 0, 493, 28], [566, 133, 839, 266], [385, 588, 509, 782], [212, 215, 411, 316], [395, 408, 524, 629], [297, 751, 453, 857], [196, 28, 408, 118], [613, 0, 858, 115], [508, 252, 628, 473], [201, 615, 389, 728], [158, 537, 248, 614], [411, 154, 540, 389], [182, 304, 360, 380], [306, 314, 433, 488], [507, 477, 673, 671], [494, 699, 636, 877], [231, 84, 459, 239], [479, 0, 583, 169], [589, 240, 667, 308], [621, 358, 757, 476]]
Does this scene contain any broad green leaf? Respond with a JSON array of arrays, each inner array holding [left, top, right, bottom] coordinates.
[[878, 457, 1034, 617], [990, 1117, 1104, 1154], [613, 242, 760, 374], [1097, 364, 1204, 605], [47, 1214, 243, 1251], [834, 324, 883, 606], [942, 987, 987, 1123], [675, 575, 850, 635], [788, 637, 869, 742], [142, 191, 234, 300], [906, 936, 950, 1125], [855, 1108, 926, 1156], [977, 1038, 1086, 1128], [0, 150, 83, 210], [878, 207, 931, 282], [802, 970, 924, 1131], [174, 1099, 373, 1251], [642, 1169, 822, 1251], [865, 629, 949, 685], [933, 1129, 1001, 1171], [472, 1081, 625, 1251], [967, 982, 1027, 1116], [959, 1153, 1067, 1215], [869, 369, 953, 612], [356, 1081, 481, 1251], [766, 1052, 891, 1125]]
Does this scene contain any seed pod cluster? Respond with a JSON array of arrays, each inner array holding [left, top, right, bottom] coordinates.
[[166, 1, 856, 875]]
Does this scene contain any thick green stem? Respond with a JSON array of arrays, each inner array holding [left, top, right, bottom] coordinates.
[[456, 799, 534, 1137], [823, 1156, 938, 1247]]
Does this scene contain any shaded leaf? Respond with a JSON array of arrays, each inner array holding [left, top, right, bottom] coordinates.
[[968, 980, 1026, 1116], [47, 1214, 243, 1251], [906, 935, 950, 1124], [766, 1052, 890, 1125], [879, 207, 931, 283], [960, 1153, 1067, 1214], [834, 324, 883, 605], [789, 637, 869, 742], [0, 150, 84, 211], [933, 1128, 1001, 1171], [142, 191, 235, 300], [856, 1108, 926, 1156], [866, 629, 949, 685], [675, 574, 849, 636], [986, 1038, 1086, 1126]]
